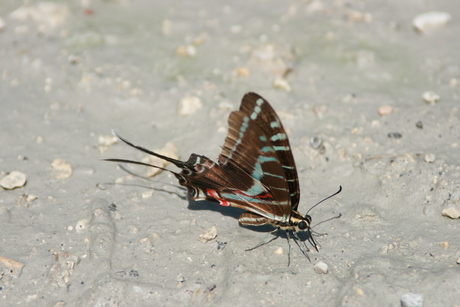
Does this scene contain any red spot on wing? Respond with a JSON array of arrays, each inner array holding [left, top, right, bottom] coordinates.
[[206, 189, 230, 207], [235, 190, 273, 199]]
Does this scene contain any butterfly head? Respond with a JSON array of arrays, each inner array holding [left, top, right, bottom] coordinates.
[[297, 214, 312, 231], [288, 211, 312, 233]]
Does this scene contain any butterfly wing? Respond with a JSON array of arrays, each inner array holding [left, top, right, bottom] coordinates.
[[238, 92, 300, 211], [212, 93, 299, 222]]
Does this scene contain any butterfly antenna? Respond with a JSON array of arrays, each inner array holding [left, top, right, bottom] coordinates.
[[312, 213, 342, 229], [306, 186, 342, 216], [103, 158, 173, 173]]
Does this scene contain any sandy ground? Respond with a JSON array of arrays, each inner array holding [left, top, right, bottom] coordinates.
[[1, 1, 459, 306]]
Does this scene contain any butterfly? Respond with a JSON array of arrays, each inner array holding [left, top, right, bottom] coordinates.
[[106, 92, 341, 265]]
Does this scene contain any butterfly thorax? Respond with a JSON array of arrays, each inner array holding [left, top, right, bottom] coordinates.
[[276, 210, 312, 232]]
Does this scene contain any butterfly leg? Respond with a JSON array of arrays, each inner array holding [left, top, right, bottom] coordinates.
[[306, 231, 320, 252], [292, 231, 312, 262], [286, 230, 292, 266], [246, 228, 279, 252]]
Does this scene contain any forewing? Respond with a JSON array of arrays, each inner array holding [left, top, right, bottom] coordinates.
[[238, 92, 300, 210], [217, 109, 291, 220]]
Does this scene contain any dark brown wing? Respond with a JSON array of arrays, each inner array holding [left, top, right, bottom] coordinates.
[[223, 92, 300, 210]]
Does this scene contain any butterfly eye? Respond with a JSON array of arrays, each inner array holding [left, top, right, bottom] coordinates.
[[298, 220, 308, 230]]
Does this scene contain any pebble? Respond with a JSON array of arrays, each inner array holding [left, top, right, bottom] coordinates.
[[0, 171, 27, 190], [51, 158, 73, 179], [415, 121, 423, 129], [0, 257, 25, 278], [440, 241, 449, 249], [274, 247, 284, 255], [26, 194, 37, 202], [178, 95, 203, 116], [273, 77, 292, 92], [422, 91, 440, 104], [400, 292, 424, 307], [441, 207, 460, 219], [378, 105, 394, 116], [98, 135, 118, 153], [424, 153, 435, 163], [413, 11, 451, 33], [314, 261, 328, 274], [48, 251, 80, 288], [75, 219, 89, 233], [141, 190, 154, 198], [199, 226, 217, 243], [310, 136, 323, 149]]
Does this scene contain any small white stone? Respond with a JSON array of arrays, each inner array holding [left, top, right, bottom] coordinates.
[[273, 77, 292, 92], [178, 96, 203, 116], [422, 91, 440, 104], [314, 261, 329, 274], [424, 153, 435, 163], [0, 257, 25, 278], [75, 219, 88, 233], [26, 194, 37, 202], [0, 171, 27, 190], [274, 247, 284, 255], [413, 11, 451, 33], [400, 292, 424, 307], [98, 135, 118, 153], [440, 241, 449, 249], [441, 207, 460, 219], [199, 226, 217, 243], [378, 105, 394, 116], [51, 158, 73, 179], [141, 191, 153, 198]]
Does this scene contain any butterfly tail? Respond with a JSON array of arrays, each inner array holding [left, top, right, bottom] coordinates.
[[111, 130, 188, 169]]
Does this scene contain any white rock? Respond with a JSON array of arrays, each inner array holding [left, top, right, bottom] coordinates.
[[378, 105, 394, 116], [413, 12, 451, 33], [273, 77, 292, 92], [424, 153, 435, 163], [314, 261, 329, 274], [178, 96, 203, 116], [0, 257, 25, 278], [98, 135, 118, 153], [422, 91, 440, 104], [400, 292, 424, 307], [441, 207, 460, 219], [199, 226, 217, 243], [0, 171, 27, 190], [274, 247, 284, 255], [51, 158, 73, 179]]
